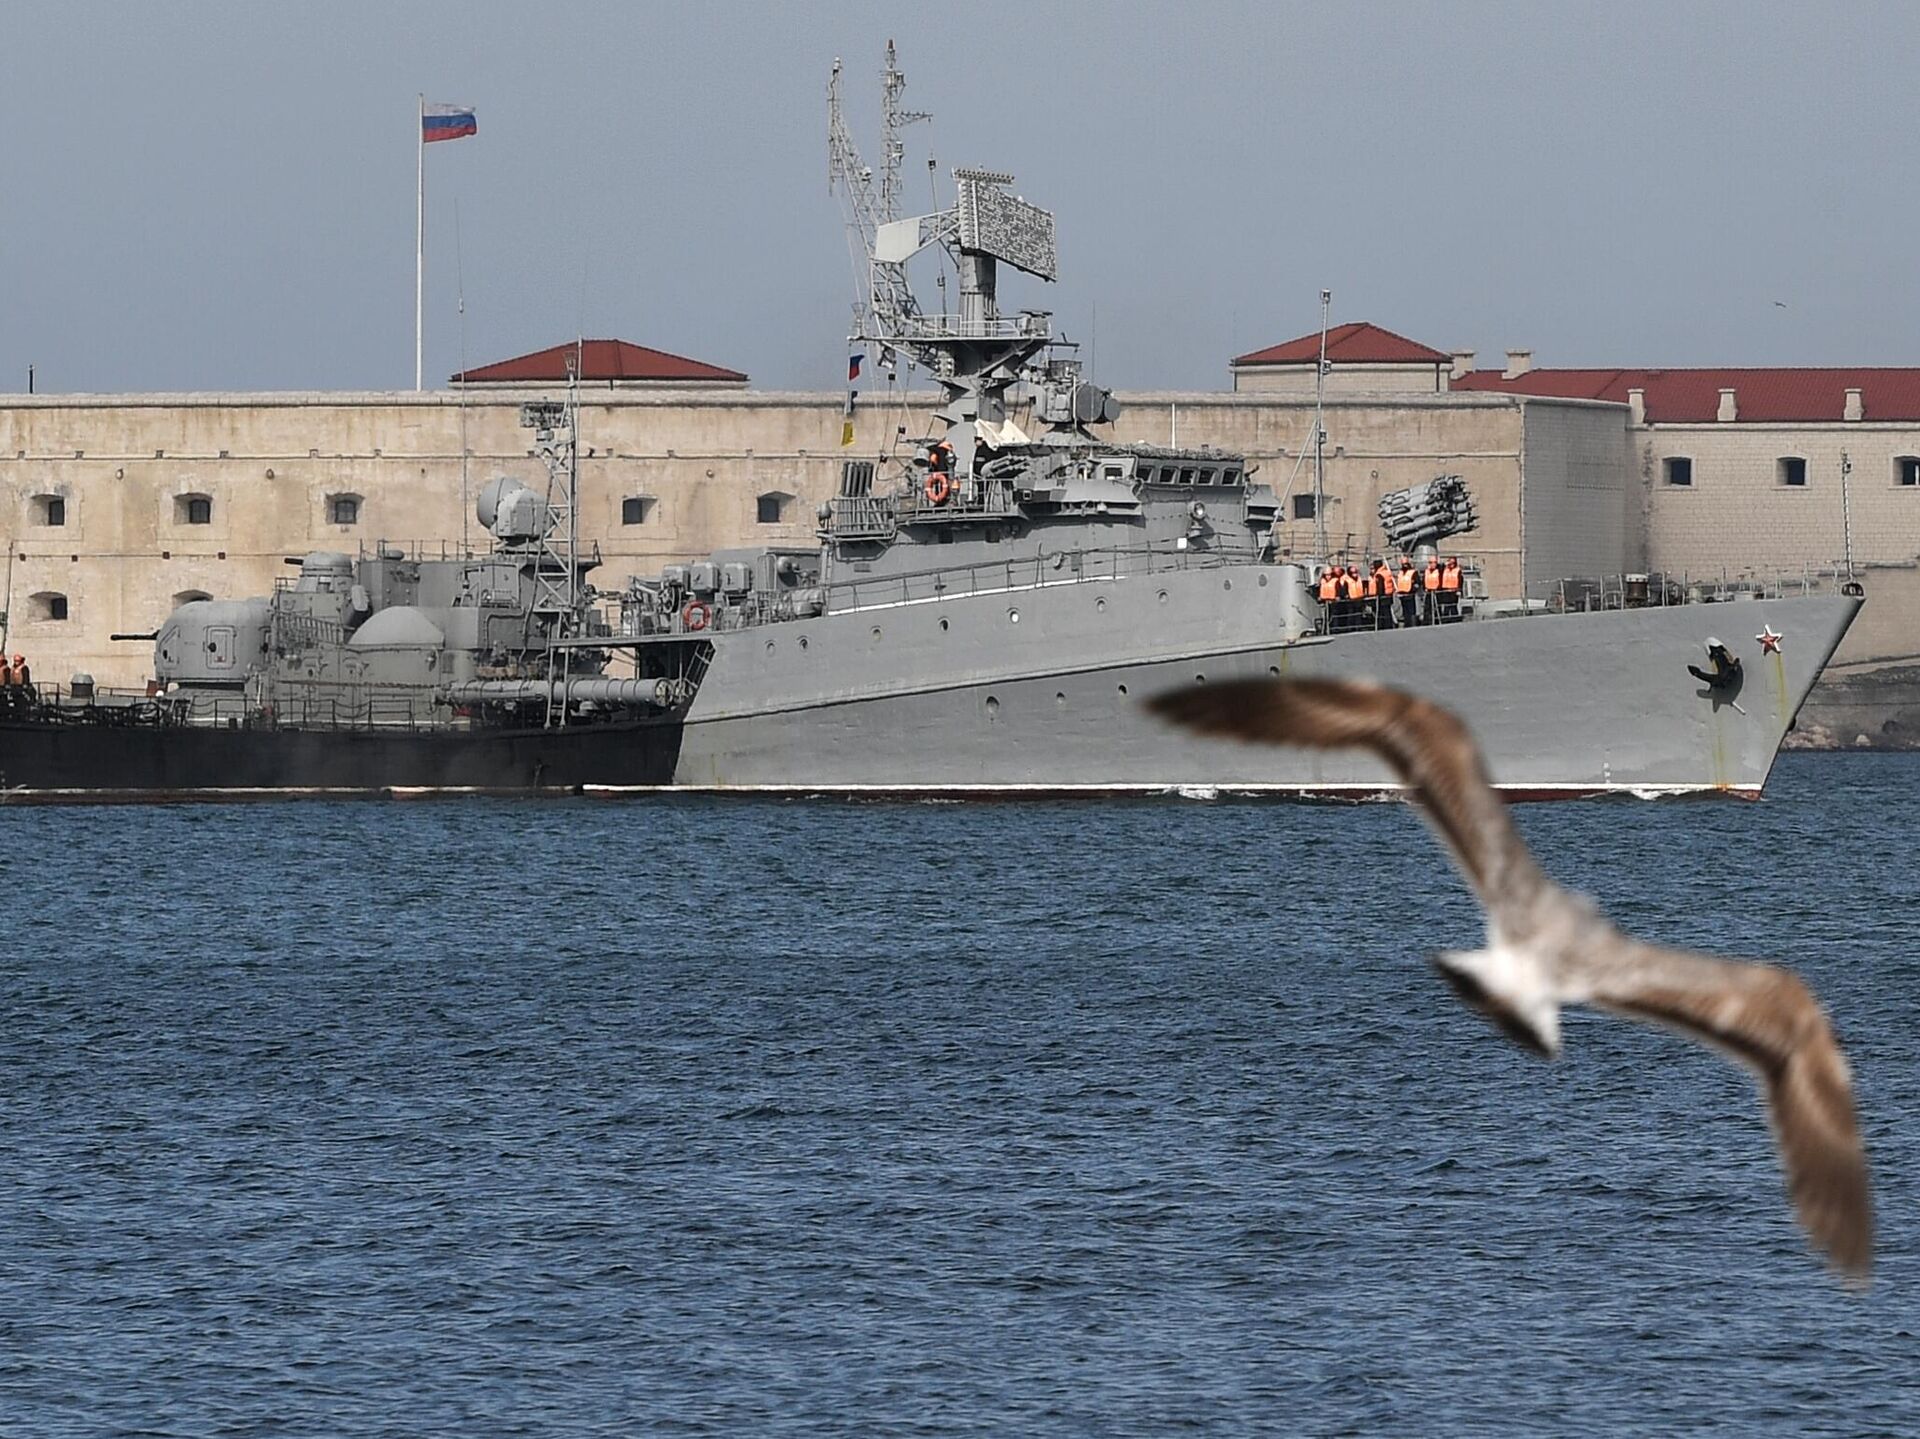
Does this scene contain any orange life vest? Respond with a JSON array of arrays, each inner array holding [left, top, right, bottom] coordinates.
[[1318, 573, 1340, 602], [1424, 562, 1442, 590], [1440, 563, 1462, 592], [1342, 573, 1366, 602], [1395, 567, 1415, 595]]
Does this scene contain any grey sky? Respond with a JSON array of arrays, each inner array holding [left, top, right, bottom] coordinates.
[[4, 1, 1917, 395]]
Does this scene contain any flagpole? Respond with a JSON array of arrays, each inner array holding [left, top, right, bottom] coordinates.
[[415, 94, 425, 391]]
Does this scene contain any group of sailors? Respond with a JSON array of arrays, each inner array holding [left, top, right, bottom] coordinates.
[[1316, 556, 1464, 633]]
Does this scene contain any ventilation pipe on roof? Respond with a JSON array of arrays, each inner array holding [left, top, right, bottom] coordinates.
[[1717, 388, 1738, 423], [1844, 388, 1864, 422], [1627, 388, 1646, 426], [1450, 350, 1476, 381], [1503, 349, 1533, 379]]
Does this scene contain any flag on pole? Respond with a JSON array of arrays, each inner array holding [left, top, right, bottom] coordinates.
[[423, 104, 478, 143], [848, 352, 864, 383], [841, 389, 856, 447]]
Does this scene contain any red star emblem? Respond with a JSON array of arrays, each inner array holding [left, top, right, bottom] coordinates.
[[1757, 625, 1783, 655]]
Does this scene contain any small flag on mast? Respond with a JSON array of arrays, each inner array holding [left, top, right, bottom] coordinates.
[[848, 352, 865, 383], [423, 104, 477, 143], [841, 389, 856, 447]]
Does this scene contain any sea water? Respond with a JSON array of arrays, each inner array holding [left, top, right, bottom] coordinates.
[[2, 753, 1917, 1435]]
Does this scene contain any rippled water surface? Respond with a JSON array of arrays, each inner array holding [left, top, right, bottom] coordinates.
[[4, 753, 1919, 1436]]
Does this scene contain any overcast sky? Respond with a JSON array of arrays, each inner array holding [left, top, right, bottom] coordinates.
[[4, 1, 1918, 395]]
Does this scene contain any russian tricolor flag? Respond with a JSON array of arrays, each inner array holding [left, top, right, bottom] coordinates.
[[423, 104, 477, 143]]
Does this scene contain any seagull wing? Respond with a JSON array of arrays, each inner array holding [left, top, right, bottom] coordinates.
[[1587, 941, 1872, 1279], [1147, 677, 1559, 937]]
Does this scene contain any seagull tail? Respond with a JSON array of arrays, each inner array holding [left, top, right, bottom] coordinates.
[[1432, 949, 1561, 1059]]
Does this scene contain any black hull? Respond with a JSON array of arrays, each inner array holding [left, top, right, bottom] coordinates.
[[0, 718, 683, 801]]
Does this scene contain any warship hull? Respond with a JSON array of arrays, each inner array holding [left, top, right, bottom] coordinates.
[[656, 571, 1858, 797], [0, 716, 683, 802]]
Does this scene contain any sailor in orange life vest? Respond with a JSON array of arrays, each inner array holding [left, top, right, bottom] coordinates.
[[1436, 556, 1463, 622], [1371, 561, 1396, 630], [0, 654, 12, 689], [1394, 557, 1418, 628]]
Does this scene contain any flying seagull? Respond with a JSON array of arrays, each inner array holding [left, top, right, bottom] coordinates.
[[1148, 676, 1872, 1280]]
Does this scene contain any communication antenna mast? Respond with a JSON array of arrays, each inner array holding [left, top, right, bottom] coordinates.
[[522, 353, 584, 726], [828, 45, 926, 343], [1312, 287, 1331, 557], [879, 40, 931, 227]]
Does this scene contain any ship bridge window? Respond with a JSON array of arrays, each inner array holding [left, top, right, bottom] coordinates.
[[1777, 457, 1808, 488], [175, 493, 213, 525], [1292, 494, 1317, 520], [30, 494, 65, 526], [327, 493, 361, 526], [1102, 464, 1124, 482], [29, 591, 68, 622], [1897, 456, 1920, 487], [1221, 469, 1241, 486], [1664, 457, 1693, 487], [621, 495, 656, 525], [757, 491, 794, 525], [1178, 467, 1197, 485]]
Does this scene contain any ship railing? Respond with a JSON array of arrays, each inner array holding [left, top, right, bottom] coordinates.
[[1547, 564, 1848, 614], [823, 496, 898, 541], [894, 476, 1026, 525], [889, 313, 1049, 343]]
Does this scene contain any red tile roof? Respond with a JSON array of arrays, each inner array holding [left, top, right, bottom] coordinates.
[[452, 339, 747, 385], [1233, 322, 1451, 368], [1454, 367, 1920, 423]]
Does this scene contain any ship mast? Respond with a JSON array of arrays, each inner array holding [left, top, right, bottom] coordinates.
[[828, 44, 1058, 434], [1312, 287, 1331, 558]]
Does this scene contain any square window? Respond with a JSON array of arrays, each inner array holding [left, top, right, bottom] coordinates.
[[1292, 493, 1317, 520], [757, 494, 785, 524], [621, 496, 651, 525], [1898, 457, 1920, 487], [50, 595, 67, 621], [184, 496, 212, 524], [45, 496, 66, 526], [1664, 457, 1692, 487], [329, 496, 360, 525], [1778, 457, 1807, 487]]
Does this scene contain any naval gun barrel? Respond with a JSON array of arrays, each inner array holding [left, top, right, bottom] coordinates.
[[444, 678, 668, 706]]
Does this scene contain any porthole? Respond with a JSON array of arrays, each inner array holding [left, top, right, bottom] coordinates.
[[938, 617, 950, 632], [1223, 579, 1233, 591], [1157, 590, 1169, 605], [1008, 608, 1021, 624], [798, 635, 809, 651], [1196, 674, 1206, 684], [871, 626, 882, 640], [1269, 666, 1282, 676], [1055, 692, 1067, 706], [1095, 596, 1107, 612], [1258, 574, 1269, 587], [985, 695, 1000, 719], [1116, 683, 1129, 697], [766, 640, 776, 655]]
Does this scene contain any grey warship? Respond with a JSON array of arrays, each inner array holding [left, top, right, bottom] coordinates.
[[0, 48, 1861, 800], [601, 49, 1858, 798], [0, 396, 695, 798]]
